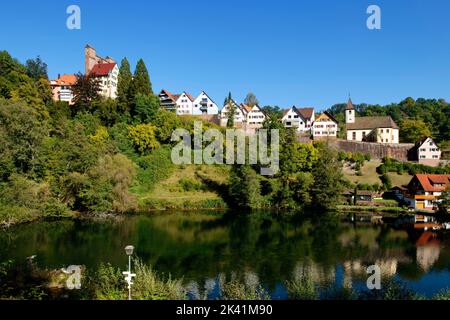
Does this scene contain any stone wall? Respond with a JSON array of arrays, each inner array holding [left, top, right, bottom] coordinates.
[[331, 140, 415, 161]]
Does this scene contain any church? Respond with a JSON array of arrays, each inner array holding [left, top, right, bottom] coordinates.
[[345, 98, 399, 144]]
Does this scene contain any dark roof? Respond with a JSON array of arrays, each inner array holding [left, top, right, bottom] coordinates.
[[297, 107, 314, 120], [90, 63, 116, 77], [345, 98, 354, 110], [346, 116, 398, 130], [323, 111, 339, 124]]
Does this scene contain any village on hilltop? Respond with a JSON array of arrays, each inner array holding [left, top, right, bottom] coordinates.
[[48, 45, 449, 213]]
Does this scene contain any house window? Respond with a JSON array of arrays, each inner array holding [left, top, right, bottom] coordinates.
[[433, 155, 439, 159], [380, 129, 383, 133], [352, 132, 356, 140], [387, 129, 390, 133], [362, 132, 366, 139]]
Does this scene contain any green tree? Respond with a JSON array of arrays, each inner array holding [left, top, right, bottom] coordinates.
[[400, 119, 432, 143], [92, 98, 120, 126], [244, 92, 259, 107], [229, 165, 263, 209], [225, 92, 236, 128], [25, 56, 48, 80], [72, 73, 101, 113], [280, 139, 318, 174], [310, 144, 344, 210], [131, 93, 160, 124], [116, 57, 133, 114], [0, 101, 48, 179], [82, 154, 137, 213], [130, 59, 152, 97], [128, 123, 160, 155], [151, 109, 181, 143]]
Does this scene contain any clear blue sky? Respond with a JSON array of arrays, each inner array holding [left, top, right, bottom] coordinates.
[[1, 0, 449, 110]]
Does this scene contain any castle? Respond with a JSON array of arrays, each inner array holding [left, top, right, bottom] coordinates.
[[84, 44, 119, 99]]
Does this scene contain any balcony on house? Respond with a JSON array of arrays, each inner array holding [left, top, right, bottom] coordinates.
[[58, 89, 73, 102]]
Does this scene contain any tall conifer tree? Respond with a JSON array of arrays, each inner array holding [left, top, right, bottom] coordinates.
[[116, 57, 133, 113], [130, 59, 152, 97]]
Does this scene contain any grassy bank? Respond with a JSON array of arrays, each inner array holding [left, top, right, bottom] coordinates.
[[343, 159, 412, 188], [337, 205, 407, 214], [134, 164, 230, 210]]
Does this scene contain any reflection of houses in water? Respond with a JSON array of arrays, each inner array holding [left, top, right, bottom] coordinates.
[[292, 261, 335, 285], [342, 258, 405, 288], [415, 232, 440, 272], [186, 277, 217, 300]]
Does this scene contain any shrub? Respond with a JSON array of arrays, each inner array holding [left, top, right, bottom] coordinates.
[[285, 277, 318, 300], [179, 178, 205, 192], [134, 147, 174, 193], [128, 123, 160, 155], [220, 274, 270, 300]]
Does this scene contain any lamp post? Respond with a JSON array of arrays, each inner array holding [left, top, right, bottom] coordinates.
[[123, 245, 136, 300]]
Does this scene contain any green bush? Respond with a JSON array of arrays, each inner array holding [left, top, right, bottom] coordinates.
[[134, 147, 174, 193], [179, 178, 206, 192]]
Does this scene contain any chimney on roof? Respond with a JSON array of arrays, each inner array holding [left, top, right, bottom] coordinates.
[[58, 74, 60, 79]]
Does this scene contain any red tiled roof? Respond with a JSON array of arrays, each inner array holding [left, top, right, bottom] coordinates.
[[297, 107, 314, 120], [185, 93, 194, 101], [414, 174, 450, 192], [90, 63, 116, 77], [51, 74, 77, 86], [160, 89, 177, 102]]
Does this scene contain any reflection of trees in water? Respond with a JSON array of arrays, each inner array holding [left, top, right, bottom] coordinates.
[[2, 211, 450, 295]]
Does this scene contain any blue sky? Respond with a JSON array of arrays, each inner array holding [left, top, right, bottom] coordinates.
[[1, 0, 449, 110]]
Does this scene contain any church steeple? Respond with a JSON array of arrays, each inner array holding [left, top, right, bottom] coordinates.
[[345, 96, 355, 124]]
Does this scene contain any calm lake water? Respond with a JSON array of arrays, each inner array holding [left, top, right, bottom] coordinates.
[[1, 211, 450, 299]]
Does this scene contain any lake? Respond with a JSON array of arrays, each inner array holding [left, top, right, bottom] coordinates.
[[1, 211, 450, 299]]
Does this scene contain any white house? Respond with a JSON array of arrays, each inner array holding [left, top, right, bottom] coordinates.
[[90, 62, 119, 99], [282, 106, 315, 133], [345, 98, 399, 144], [243, 104, 266, 129], [415, 137, 441, 165], [192, 91, 219, 115], [49, 74, 77, 105], [220, 100, 247, 127], [159, 89, 218, 116], [175, 92, 195, 115], [313, 111, 339, 139]]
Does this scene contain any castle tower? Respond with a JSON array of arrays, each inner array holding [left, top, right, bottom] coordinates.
[[85, 44, 97, 75], [345, 97, 355, 124]]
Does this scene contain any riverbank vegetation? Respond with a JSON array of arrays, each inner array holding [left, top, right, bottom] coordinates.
[[1, 258, 448, 300]]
